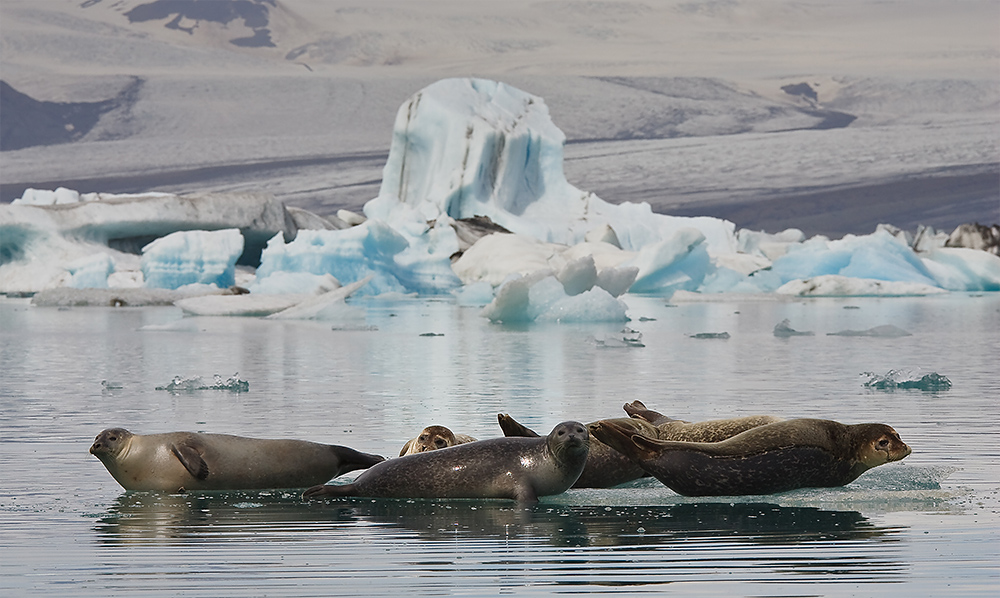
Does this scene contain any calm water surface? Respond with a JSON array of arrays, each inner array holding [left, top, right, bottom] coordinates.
[[1, 293, 998, 597]]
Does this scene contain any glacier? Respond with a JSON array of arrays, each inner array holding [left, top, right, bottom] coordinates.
[[1, 77, 998, 322]]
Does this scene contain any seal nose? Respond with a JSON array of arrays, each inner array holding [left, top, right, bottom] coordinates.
[[90, 441, 100, 454]]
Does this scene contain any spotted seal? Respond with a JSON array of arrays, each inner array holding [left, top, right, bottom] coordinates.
[[90, 428, 385, 492], [498, 402, 781, 488], [303, 421, 589, 503], [623, 400, 785, 442], [497, 413, 656, 488], [591, 418, 911, 496], [399, 425, 477, 456]]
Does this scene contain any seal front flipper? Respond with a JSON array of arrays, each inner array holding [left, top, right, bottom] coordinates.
[[303, 483, 354, 500], [498, 414, 541, 438], [170, 442, 210, 480]]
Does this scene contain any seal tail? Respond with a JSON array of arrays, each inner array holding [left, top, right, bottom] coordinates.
[[302, 483, 357, 500]]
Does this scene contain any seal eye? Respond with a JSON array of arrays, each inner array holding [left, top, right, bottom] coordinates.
[[434, 439, 447, 448], [418, 435, 427, 442], [877, 437, 890, 449], [557, 430, 566, 436]]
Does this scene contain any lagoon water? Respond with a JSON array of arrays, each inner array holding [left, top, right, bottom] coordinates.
[[1, 293, 998, 597]]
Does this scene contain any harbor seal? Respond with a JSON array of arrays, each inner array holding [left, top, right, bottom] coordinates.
[[497, 403, 782, 488], [623, 400, 785, 442], [303, 421, 589, 503], [90, 428, 385, 492], [591, 418, 911, 496], [399, 425, 477, 456], [497, 413, 655, 488]]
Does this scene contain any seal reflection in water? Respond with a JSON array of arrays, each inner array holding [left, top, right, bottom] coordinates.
[[591, 418, 911, 496], [398, 425, 477, 456], [304, 421, 589, 503], [90, 428, 385, 492]]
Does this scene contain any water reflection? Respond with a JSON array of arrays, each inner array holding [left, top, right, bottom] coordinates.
[[94, 492, 907, 584]]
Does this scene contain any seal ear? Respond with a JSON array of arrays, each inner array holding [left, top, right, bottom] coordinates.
[[170, 443, 210, 480]]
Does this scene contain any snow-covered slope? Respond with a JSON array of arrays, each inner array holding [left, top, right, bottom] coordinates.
[[1, 0, 997, 236]]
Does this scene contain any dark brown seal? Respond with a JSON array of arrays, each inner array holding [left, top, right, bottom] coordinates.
[[399, 425, 477, 456], [591, 418, 911, 496], [303, 421, 589, 503], [90, 428, 384, 492]]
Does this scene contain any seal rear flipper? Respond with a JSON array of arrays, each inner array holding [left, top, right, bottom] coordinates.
[[170, 443, 209, 480], [332, 446, 385, 472], [590, 421, 659, 462], [497, 414, 541, 438], [622, 401, 679, 426]]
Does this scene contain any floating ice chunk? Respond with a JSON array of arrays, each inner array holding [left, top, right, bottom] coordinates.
[[481, 269, 626, 323], [770, 230, 939, 288], [266, 277, 370, 320], [451, 233, 565, 286], [248, 272, 341, 295], [862, 369, 952, 390], [828, 324, 912, 337], [920, 247, 1000, 291], [556, 255, 599, 296], [862, 369, 952, 391], [155, 373, 249, 392], [481, 272, 542, 324], [945, 223, 1000, 254], [689, 332, 730, 339], [367, 77, 738, 254], [175, 293, 313, 317], [773, 319, 814, 337], [737, 228, 805, 260], [141, 229, 244, 290], [66, 253, 115, 289], [627, 228, 710, 294], [776, 275, 947, 296], [912, 225, 949, 253], [535, 287, 629, 323], [12, 187, 80, 205], [595, 265, 639, 298], [254, 222, 455, 296]]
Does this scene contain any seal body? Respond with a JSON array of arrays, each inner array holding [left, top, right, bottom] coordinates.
[[498, 413, 653, 488], [498, 403, 782, 488], [623, 400, 784, 442], [303, 421, 589, 503], [399, 425, 477, 456], [90, 428, 385, 492], [592, 418, 911, 496]]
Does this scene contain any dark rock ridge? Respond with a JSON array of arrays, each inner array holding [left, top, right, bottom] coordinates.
[[0, 79, 142, 151]]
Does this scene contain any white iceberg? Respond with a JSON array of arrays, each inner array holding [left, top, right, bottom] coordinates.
[[4, 77, 1000, 311], [141, 229, 244, 290]]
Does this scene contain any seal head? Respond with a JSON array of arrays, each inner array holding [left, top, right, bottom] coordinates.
[[399, 425, 477, 456]]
